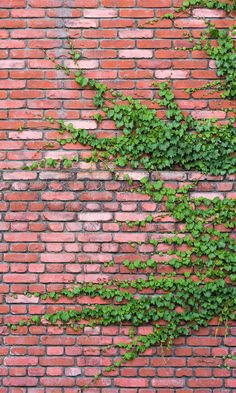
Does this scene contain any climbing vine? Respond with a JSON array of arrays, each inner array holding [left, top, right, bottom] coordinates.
[[8, 0, 236, 390], [141, 0, 236, 99], [24, 78, 236, 175], [177, 0, 236, 13], [24, 2, 236, 175], [10, 176, 236, 388], [188, 22, 236, 99]]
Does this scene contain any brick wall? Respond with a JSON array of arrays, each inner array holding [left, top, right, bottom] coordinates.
[[0, 1, 235, 392]]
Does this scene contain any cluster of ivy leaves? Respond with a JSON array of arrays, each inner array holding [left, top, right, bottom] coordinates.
[[25, 76, 236, 175], [142, 0, 236, 99], [178, 0, 236, 13], [188, 23, 236, 99], [52, 79, 235, 175]]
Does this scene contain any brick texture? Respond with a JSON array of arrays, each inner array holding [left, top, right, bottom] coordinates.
[[0, 0, 236, 391]]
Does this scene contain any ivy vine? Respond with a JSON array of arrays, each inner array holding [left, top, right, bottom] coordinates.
[[9, 176, 236, 389], [7, 0, 236, 390], [188, 23, 236, 99], [142, 0, 236, 99], [178, 0, 236, 13], [24, 77, 236, 175]]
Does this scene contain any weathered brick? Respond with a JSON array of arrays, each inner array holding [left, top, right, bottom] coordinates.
[[120, 49, 153, 58]]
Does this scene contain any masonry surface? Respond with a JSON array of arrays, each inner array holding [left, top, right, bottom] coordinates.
[[0, 0, 236, 392]]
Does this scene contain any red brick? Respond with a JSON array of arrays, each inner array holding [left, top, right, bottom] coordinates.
[[29, 0, 62, 6], [138, 0, 171, 6], [65, 0, 98, 5], [174, 19, 207, 28], [40, 233, 75, 242], [11, 9, 46, 17], [152, 378, 184, 387], [1, 0, 26, 7], [4, 233, 38, 242], [3, 377, 37, 386], [42, 192, 75, 201], [192, 8, 226, 17], [120, 49, 153, 58], [103, 0, 134, 5], [83, 9, 117, 18], [188, 379, 222, 388], [115, 378, 148, 387], [65, 19, 98, 28], [0, 60, 25, 69], [4, 274, 37, 283]]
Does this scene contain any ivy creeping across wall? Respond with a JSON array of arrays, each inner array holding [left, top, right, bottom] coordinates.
[[11, 177, 236, 389], [9, 0, 236, 390], [187, 23, 236, 99], [24, 11, 236, 175], [142, 0, 236, 100], [24, 76, 236, 174]]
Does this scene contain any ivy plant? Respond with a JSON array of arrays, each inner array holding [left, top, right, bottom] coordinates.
[[8, 0, 236, 389]]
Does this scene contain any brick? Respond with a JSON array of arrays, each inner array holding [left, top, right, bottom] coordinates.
[[138, 0, 171, 6], [40, 377, 75, 386], [65, 0, 98, 5], [192, 8, 226, 17], [120, 49, 153, 58], [5, 192, 38, 201], [101, 39, 134, 49], [101, 19, 135, 28], [3, 377, 37, 386], [103, 0, 135, 5], [0, 20, 25, 28], [11, 9, 46, 17], [174, 19, 207, 28], [65, 20, 98, 28], [0, 60, 25, 69], [155, 50, 188, 59], [29, 0, 62, 6], [152, 378, 184, 387], [187, 337, 220, 346], [41, 233, 75, 242], [173, 60, 208, 69], [4, 252, 38, 263], [77, 172, 112, 180], [41, 253, 75, 263], [78, 212, 112, 221], [5, 357, 38, 366], [226, 379, 236, 388], [119, 29, 153, 38], [114, 233, 148, 242], [1, 0, 26, 7], [4, 233, 38, 242], [42, 212, 75, 221], [79, 192, 112, 201], [0, 40, 25, 49], [155, 70, 189, 79], [5, 212, 39, 221], [83, 9, 117, 18], [4, 274, 37, 283], [115, 379, 148, 387], [78, 233, 112, 242], [42, 192, 75, 201], [188, 379, 222, 388]]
